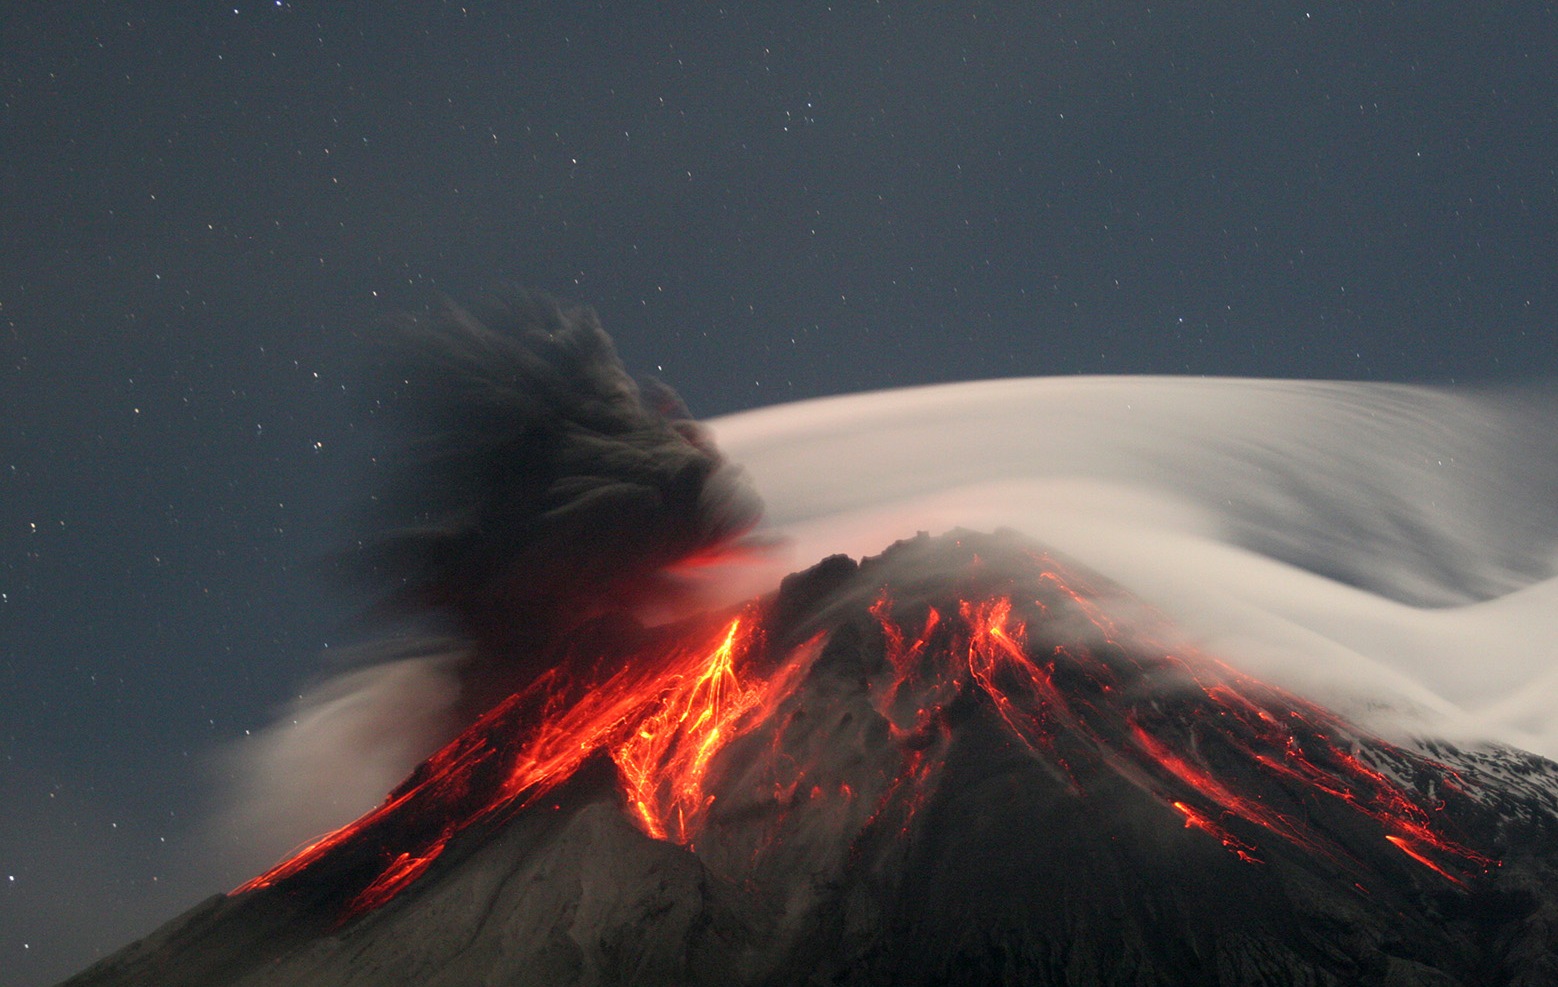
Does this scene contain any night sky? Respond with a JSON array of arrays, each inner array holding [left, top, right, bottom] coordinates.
[[3, 4, 1556, 984]]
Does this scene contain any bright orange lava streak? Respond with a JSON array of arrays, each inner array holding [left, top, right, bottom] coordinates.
[[612, 618, 774, 844], [237, 611, 797, 910]]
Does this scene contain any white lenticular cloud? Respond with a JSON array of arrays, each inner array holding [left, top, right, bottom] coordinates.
[[707, 376, 1558, 758]]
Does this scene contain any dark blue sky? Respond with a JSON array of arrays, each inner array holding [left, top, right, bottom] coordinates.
[[3, 3, 1556, 983]]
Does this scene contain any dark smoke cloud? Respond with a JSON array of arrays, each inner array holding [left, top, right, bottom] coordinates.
[[216, 293, 762, 862], [356, 291, 762, 705]]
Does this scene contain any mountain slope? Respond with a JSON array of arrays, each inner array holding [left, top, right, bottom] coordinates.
[[64, 531, 1558, 986]]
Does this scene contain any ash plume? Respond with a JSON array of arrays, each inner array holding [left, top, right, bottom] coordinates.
[[217, 293, 762, 864], [360, 291, 761, 696]]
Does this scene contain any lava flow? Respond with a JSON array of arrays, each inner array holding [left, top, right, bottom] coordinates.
[[235, 533, 1496, 922], [234, 603, 810, 914]]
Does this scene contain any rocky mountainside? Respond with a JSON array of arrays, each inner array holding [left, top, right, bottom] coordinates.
[[64, 531, 1558, 986]]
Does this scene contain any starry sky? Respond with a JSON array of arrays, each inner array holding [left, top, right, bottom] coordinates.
[[3, 3, 1556, 984]]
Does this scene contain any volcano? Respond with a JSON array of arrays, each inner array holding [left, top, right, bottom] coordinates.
[[62, 530, 1558, 986], [58, 296, 1558, 985]]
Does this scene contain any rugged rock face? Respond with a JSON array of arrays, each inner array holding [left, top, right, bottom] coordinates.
[[63, 532, 1558, 986]]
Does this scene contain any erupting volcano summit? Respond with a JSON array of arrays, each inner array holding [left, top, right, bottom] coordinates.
[[63, 296, 1558, 986]]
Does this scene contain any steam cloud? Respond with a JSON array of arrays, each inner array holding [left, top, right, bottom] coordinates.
[[220, 307, 1558, 874]]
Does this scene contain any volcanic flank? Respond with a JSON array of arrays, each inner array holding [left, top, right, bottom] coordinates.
[[62, 297, 1558, 986], [65, 529, 1558, 986]]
